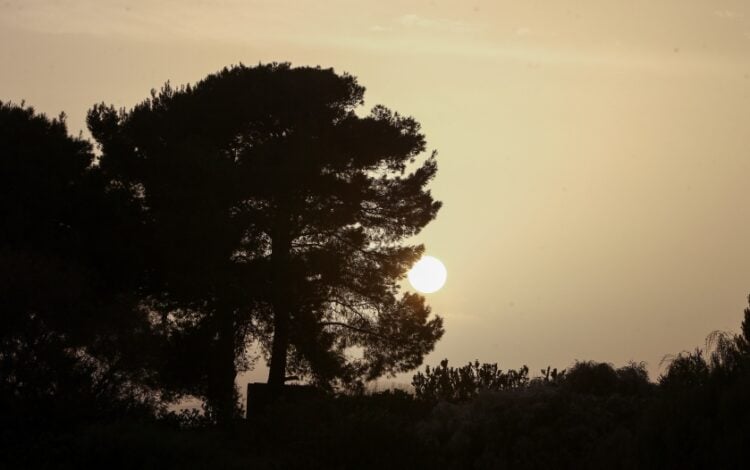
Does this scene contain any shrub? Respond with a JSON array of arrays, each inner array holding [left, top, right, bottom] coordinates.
[[412, 359, 530, 402]]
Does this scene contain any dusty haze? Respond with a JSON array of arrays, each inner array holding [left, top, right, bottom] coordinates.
[[3, 0, 750, 385]]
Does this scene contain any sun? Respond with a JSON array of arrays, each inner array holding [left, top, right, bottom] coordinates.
[[408, 256, 447, 294]]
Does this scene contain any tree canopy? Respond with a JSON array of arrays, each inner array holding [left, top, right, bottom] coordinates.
[[0, 101, 163, 422], [88, 63, 444, 419]]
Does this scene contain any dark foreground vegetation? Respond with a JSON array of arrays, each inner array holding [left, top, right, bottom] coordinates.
[[4, 311, 750, 469], [2, 64, 750, 468]]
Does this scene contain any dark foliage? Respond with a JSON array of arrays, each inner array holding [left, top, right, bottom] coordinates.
[[563, 360, 652, 396], [412, 359, 531, 402], [0, 102, 165, 430], [4, 281, 750, 469], [88, 63, 444, 421]]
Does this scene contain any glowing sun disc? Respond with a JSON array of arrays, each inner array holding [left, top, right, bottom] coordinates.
[[408, 256, 447, 294]]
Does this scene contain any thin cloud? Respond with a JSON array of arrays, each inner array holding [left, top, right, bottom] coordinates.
[[515, 27, 533, 37], [714, 10, 738, 20], [370, 25, 392, 33], [396, 14, 477, 34]]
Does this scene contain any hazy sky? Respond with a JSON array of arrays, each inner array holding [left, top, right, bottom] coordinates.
[[4, 0, 750, 386]]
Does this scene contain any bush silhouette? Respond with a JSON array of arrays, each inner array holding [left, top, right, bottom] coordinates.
[[412, 359, 530, 402]]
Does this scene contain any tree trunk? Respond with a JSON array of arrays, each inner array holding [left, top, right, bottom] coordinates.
[[206, 304, 238, 425], [267, 227, 292, 398], [267, 304, 290, 397]]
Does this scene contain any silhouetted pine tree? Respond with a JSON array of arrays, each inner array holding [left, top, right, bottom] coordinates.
[[88, 63, 443, 420]]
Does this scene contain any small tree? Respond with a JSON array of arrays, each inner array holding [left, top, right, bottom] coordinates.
[[89, 63, 444, 418]]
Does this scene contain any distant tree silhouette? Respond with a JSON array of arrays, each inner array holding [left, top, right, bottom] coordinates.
[[88, 63, 444, 418], [412, 359, 530, 402], [563, 361, 620, 396], [564, 360, 651, 396], [412, 359, 654, 403], [644, 300, 750, 468], [0, 101, 163, 423], [538, 365, 566, 384], [658, 297, 750, 393], [658, 349, 710, 390]]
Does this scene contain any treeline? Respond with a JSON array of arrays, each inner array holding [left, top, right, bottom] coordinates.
[[406, 323, 750, 469], [4, 307, 749, 468]]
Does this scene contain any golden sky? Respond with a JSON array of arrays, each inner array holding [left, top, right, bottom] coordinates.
[[4, 0, 750, 383]]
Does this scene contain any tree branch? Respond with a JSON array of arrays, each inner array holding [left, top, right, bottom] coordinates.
[[319, 321, 389, 341]]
